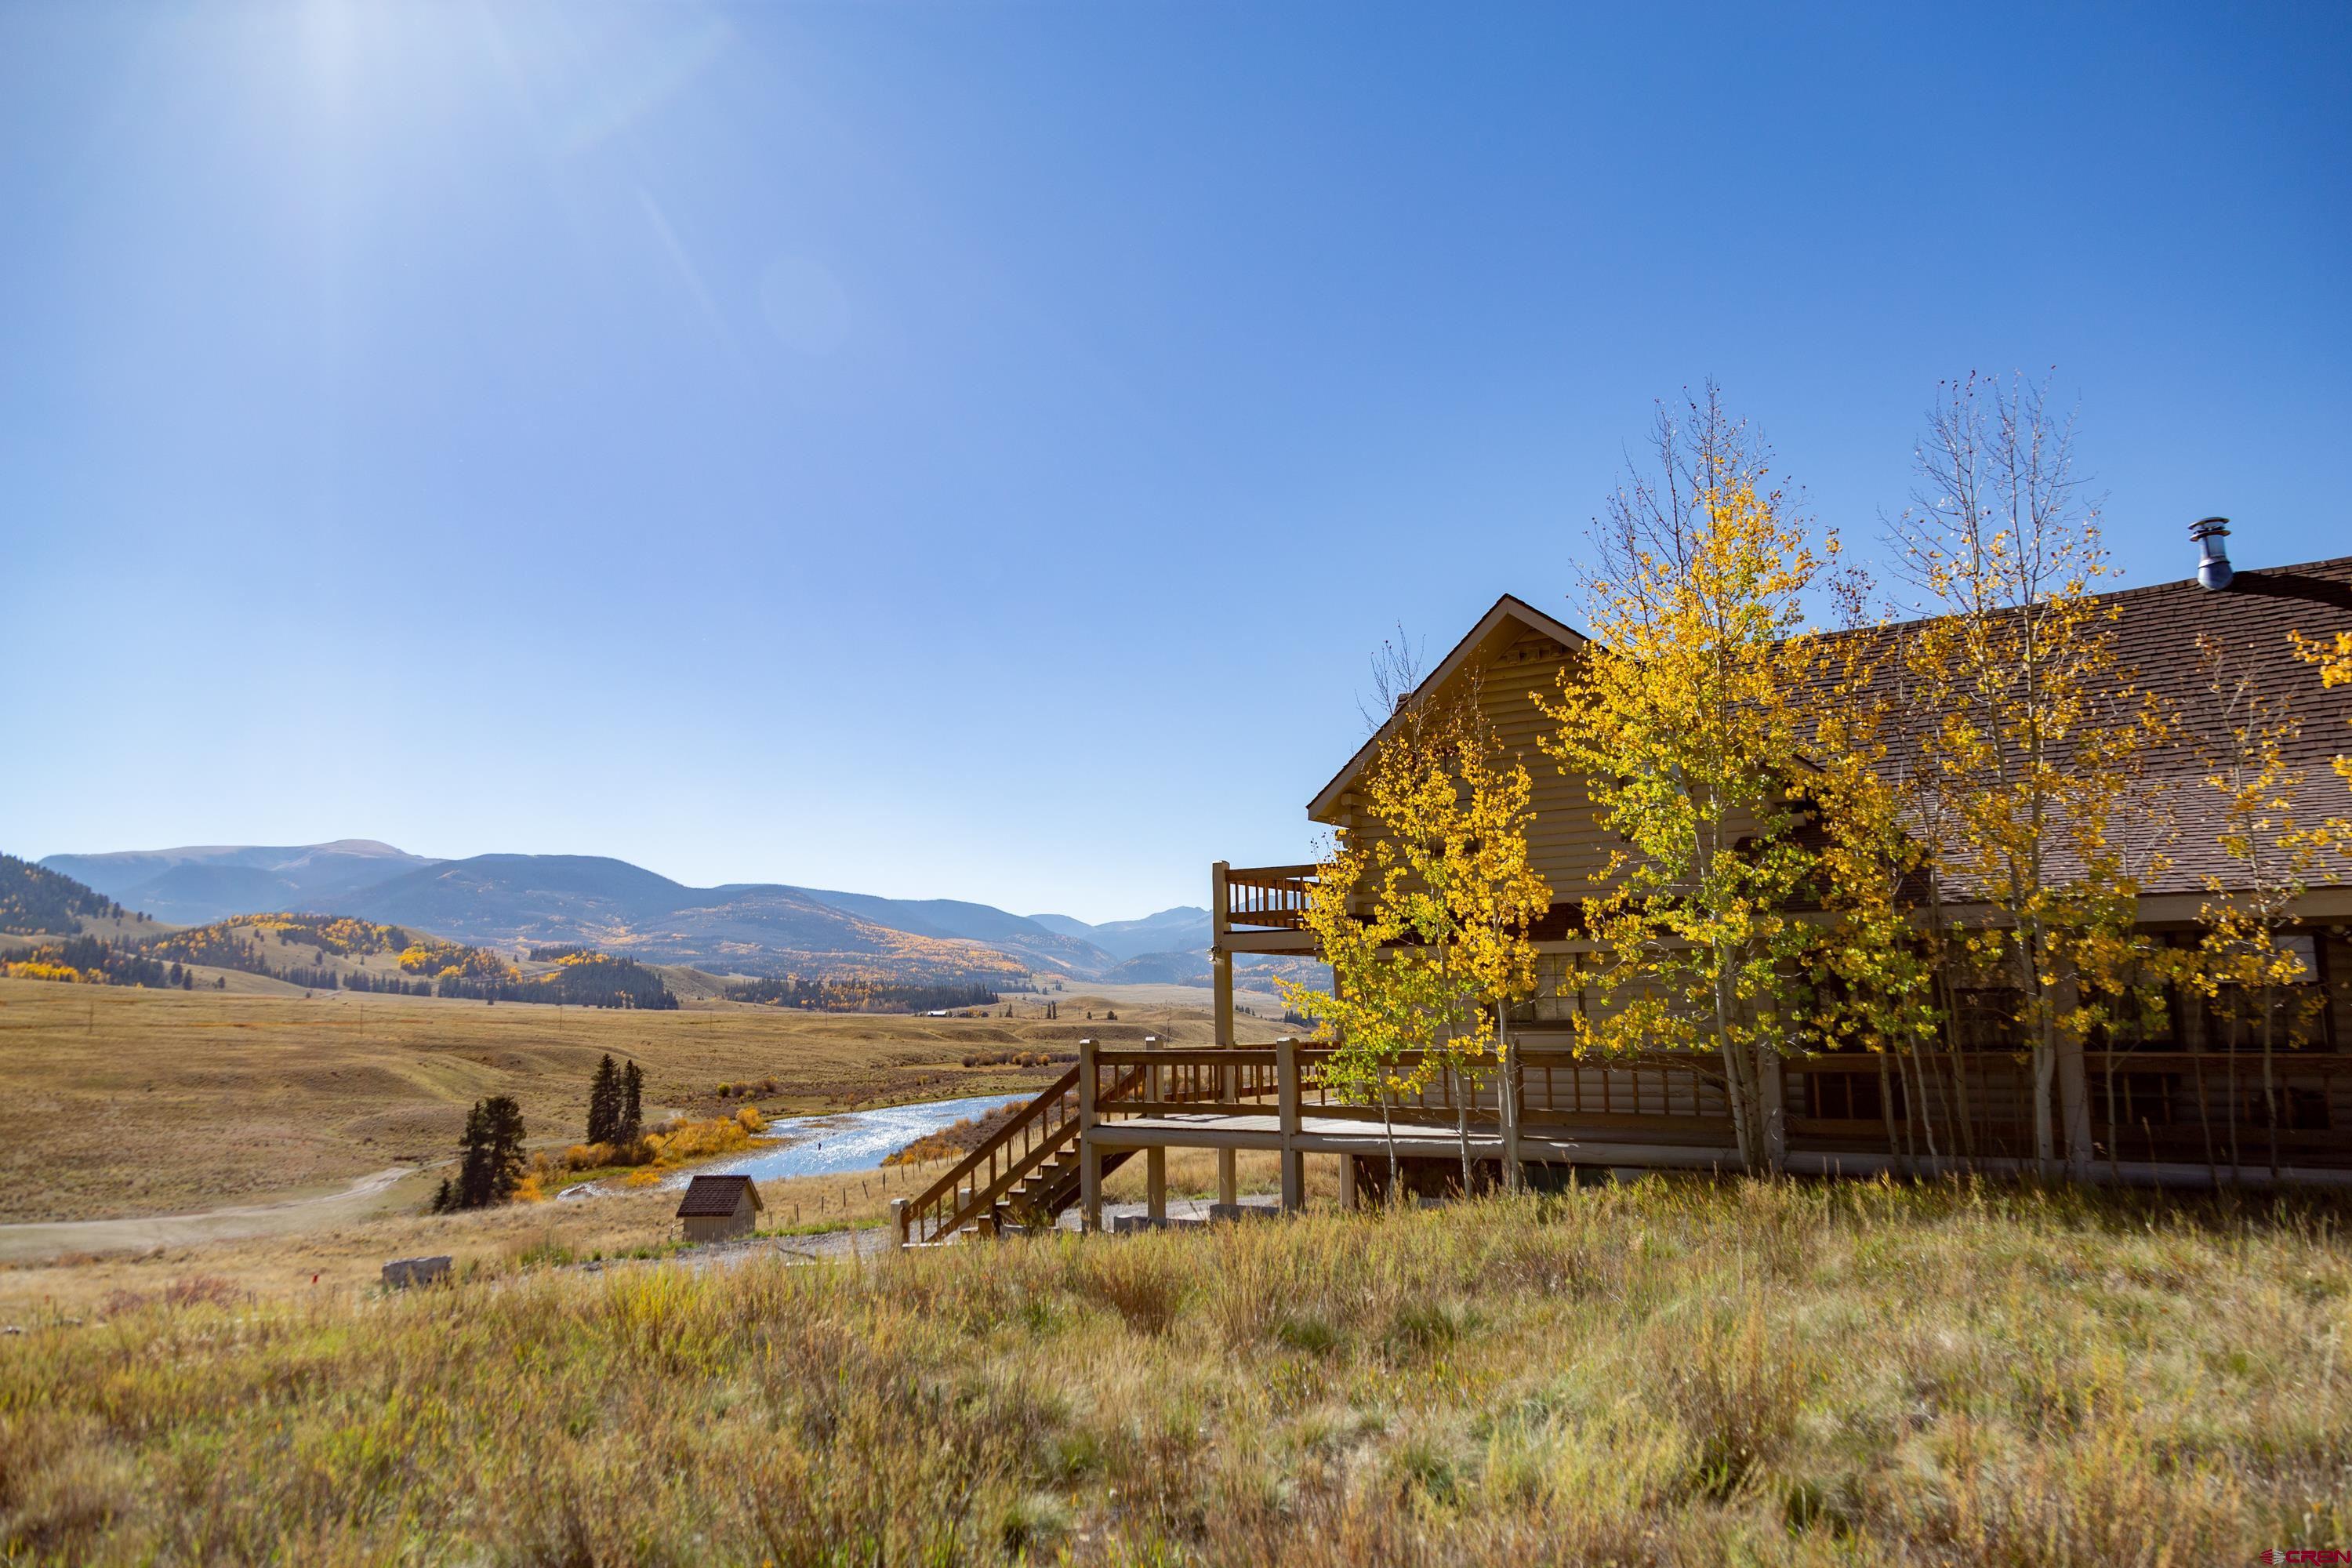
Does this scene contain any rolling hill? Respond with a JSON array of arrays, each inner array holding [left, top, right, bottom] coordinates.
[[791, 888, 1119, 974], [38, 841, 1233, 986], [1030, 906, 1212, 961], [40, 840, 439, 924]]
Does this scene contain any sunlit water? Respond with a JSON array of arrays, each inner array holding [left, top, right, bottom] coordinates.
[[559, 1091, 1032, 1199], [710, 1092, 1027, 1181]]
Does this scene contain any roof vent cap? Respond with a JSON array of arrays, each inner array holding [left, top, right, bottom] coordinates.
[[2190, 517, 2234, 591]]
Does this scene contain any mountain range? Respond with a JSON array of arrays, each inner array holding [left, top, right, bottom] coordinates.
[[38, 841, 1220, 986]]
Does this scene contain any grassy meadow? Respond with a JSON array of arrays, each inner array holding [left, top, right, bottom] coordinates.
[[0, 977, 1273, 1225], [5, 1178, 2348, 1564]]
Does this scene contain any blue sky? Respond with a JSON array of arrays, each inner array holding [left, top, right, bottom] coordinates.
[[3, 2, 2347, 921]]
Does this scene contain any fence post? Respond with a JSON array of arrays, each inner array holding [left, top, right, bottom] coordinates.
[[891, 1196, 909, 1248], [1079, 1036, 1103, 1232], [1144, 1033, 1167, 1223], [1277, 1036, 1305, 1210]]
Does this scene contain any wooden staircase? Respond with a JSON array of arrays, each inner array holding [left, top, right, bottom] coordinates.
[[895, 1062, 1144, 1247]]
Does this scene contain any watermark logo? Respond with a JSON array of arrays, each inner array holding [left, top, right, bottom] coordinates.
[[2262, 1552, 2352, 1565]]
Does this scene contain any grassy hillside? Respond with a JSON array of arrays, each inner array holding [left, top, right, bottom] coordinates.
[[38, 840, 437, 924], [3, 1182, 2343, 1563], [0, 855, 129, 937]]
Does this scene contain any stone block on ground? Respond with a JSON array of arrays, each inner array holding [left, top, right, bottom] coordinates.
[[381, 1255, 452, 1290]]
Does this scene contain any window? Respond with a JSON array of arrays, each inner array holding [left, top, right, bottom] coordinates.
[[1950, 988, 2022, 1053], [2099, 1071, 2180, 1128], [1802, 1070, 1903, 1123], [2205, 937, 2332, 1051]]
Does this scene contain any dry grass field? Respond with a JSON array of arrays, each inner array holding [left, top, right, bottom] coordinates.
[[5, 1180, 2349, 1563], [0, 1142, 1327, 1316], [0, 977, 1281, 1228]]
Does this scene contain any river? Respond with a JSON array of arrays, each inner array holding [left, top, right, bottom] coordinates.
[[680, 1091, 1025, 1183]]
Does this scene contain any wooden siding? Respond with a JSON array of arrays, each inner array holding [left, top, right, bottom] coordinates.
[[1323, 617, 1778, 912]]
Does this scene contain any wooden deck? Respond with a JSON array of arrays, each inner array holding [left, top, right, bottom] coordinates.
[[895, 1033, 2352, 1246], [1092, 1111, 1737, 1163]]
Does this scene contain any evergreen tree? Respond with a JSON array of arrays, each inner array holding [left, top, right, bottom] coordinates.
[[586, 1054, 621, 1145], [619, 1061, 644, 1143], [453, 1095, 527, 1208]]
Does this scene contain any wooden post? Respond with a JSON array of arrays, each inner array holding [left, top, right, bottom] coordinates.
[[891, 1196, 909, 1247], [1338, 1150, 1358, 1210], [1211, 862, 1235, 1048], [1144, 1033, 1167, 1222], [1078, 1036, 1103, 1232], [1277, 1036, 1304, 1210], [1218, 1046, 1239, 1209], [1213, 860, 1240, 1210]]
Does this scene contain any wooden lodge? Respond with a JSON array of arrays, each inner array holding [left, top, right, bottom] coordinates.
[[897, 545, 2352, 1247]]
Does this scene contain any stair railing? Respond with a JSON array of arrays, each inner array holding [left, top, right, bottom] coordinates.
[[895, 1056, 1150, 1246]]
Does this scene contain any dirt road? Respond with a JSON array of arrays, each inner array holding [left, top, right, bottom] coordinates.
[[0, 1166, 430, 1263]]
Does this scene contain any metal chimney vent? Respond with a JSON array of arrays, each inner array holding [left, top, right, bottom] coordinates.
[[2190, 517, 2234, 591]]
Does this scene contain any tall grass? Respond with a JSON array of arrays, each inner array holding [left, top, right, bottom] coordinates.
[[5, 1178, 2350, 1563]]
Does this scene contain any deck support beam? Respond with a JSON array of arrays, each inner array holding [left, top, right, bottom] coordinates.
[[1216, 1062, 1239, 1210], [1277, 1036, 1305, 1210], [1338, 1150, 1358, 1210], [1078, 1037, 1103, 1232], [1212, 862, 1240, 1209], [1144, 1033, 1167, 1221]]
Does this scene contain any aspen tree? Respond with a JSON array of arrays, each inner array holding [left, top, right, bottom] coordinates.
[[1283, 691, 1463, 1198], [1805, 615, 1947, 1174], [1285, 688, 1548, 1199], [2190, 632, 2336, 1182], [1540, 390, 1826, 1173], [2292, 630, 2352, 829], [1430, 699, 1551, 1193], [1889, 374, 2158, 1176]]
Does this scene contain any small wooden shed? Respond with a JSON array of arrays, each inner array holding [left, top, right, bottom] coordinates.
[[676, 1174, 764, 1243]]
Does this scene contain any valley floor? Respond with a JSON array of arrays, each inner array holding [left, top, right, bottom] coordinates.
[[0, 976, 1283, 1226], [5, 1180, 2347, 1564], [0, 976, 1296, 1306]]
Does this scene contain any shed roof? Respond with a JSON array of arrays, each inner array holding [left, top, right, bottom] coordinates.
[[675, 1174, 763, 1218]]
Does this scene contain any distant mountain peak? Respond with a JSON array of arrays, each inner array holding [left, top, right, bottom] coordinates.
[[34, 840, 1217, 981]]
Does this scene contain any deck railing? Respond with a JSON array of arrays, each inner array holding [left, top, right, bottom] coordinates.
[[1221, 864, 1319, 931], [1083, 1043, 1734, 1131], [1087, 1047, 1283, 1116], [909, 1040, 2352, 1243]]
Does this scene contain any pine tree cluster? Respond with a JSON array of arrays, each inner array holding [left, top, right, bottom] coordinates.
[[584, 1054, 644, 1146], [433, 1095, 527, 1211]]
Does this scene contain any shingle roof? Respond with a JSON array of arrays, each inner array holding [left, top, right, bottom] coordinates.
[[1819, 557, 2352, 897], [675, 1174, 761, 1218], [1350, 557, 2352, 903]]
